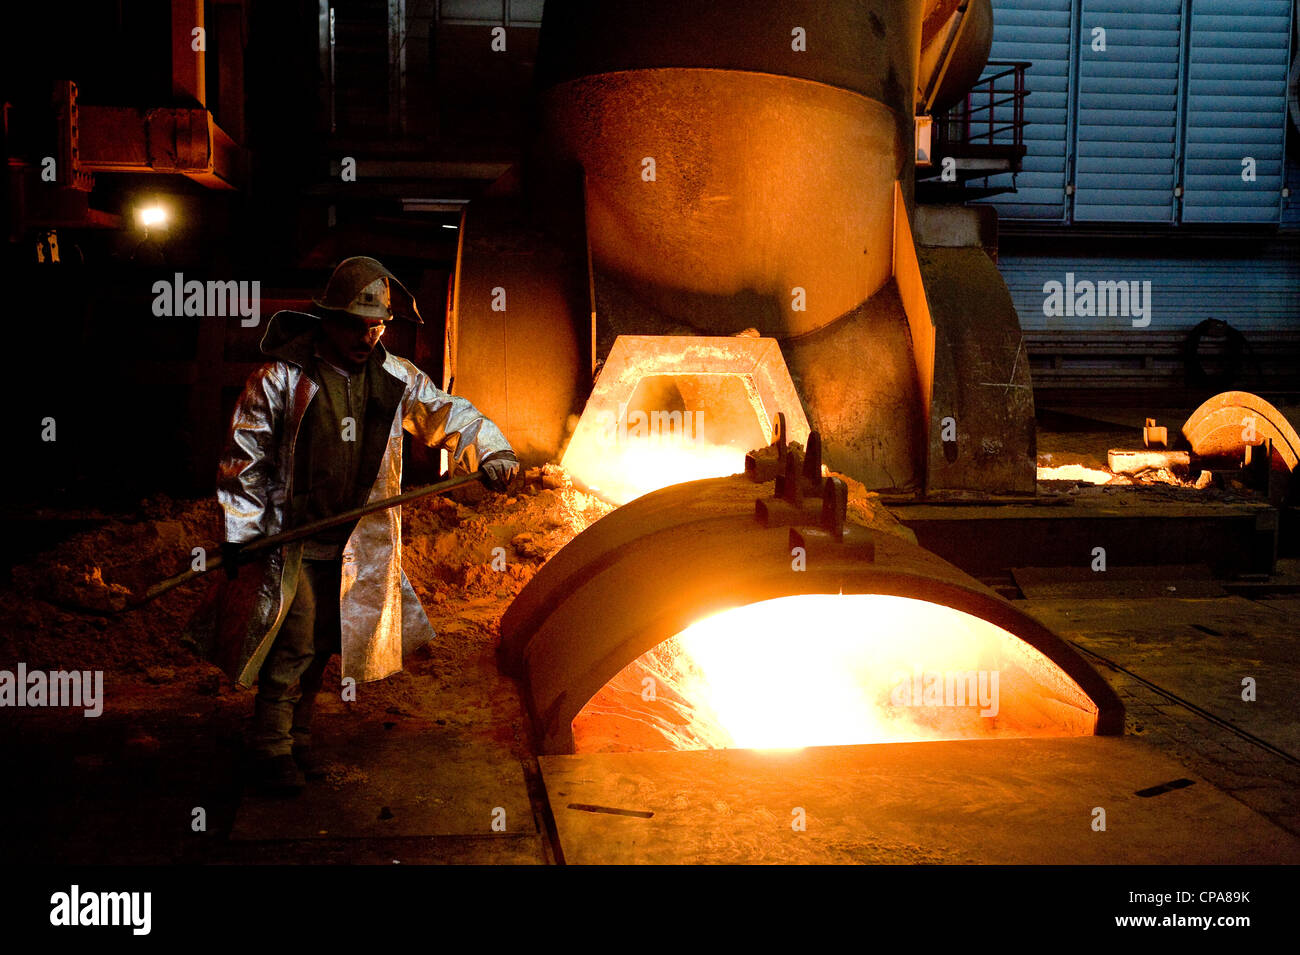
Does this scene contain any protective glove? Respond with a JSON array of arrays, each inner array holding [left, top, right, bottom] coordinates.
[[220, 541, 245, 580], [479, 452, 520, 493]]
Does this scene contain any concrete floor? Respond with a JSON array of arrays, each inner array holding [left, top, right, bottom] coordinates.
[[540, 737, 1300, 865], [1025, 593, 1300, 837]]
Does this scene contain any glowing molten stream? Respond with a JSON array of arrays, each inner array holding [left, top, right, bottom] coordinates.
[[565, 438, 746, 506], [1036, 464, 1115, 485], [573, 594, 1100, 752]]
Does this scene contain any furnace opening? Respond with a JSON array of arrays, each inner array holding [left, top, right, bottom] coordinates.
[[626, 373, 770, 452], [572, 593, 1100, 753], [565, 372, 766, 504], [560, 335, 811, 505]]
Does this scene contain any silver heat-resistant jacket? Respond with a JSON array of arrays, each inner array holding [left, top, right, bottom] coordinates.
[[200, 309, 512, 687]]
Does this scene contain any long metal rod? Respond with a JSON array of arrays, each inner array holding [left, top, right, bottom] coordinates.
[[137, 470, 484, 606]]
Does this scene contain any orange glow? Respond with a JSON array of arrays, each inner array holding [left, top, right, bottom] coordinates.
[[1036, 463, 1211, 488], [1036, 464, 1116, 484], [562, 372, 767, 504], [564, 438, 746, 505], [136, 203, 170, 229], [573, 594, 1099, 752], [559, 339, 810, 504]]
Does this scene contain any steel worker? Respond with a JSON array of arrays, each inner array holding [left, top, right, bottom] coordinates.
[[188, 256, 518, 794]]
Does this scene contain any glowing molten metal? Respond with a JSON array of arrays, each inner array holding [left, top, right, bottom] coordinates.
[[574, 594, 1099, 752], [564, 432, 748, 506], [560, 337, 813, 505]]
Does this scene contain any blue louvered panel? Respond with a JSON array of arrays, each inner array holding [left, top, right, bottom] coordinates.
[[998, 251, 1300, 333], [978, 0, 1075, 219], [1181, 0, 1292, 223], [1072, 0, 1183, 222]]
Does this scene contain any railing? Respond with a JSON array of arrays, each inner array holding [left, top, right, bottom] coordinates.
[[936, 61, 1030, 152]]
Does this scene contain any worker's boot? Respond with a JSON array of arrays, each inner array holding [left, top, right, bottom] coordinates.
[[250, 753, 306, 796]]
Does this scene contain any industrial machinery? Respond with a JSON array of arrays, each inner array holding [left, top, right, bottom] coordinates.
[[440, 0, 1116, 762], [447, 0, 1031, 498], [500, 427, 1123, 756]]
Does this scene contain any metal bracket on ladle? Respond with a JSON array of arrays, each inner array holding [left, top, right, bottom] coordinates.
[[745, 411, 788, 483], [742, 413, 878, 560], [789, 476, 876, 562], [775, 429, 824, 501], [754, 417, 826, 527], [750, 424, 872, 562]]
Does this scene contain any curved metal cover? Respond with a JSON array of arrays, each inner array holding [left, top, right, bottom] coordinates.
[[501, 475, 1124, 754], [1182, 390, 1299, 471]]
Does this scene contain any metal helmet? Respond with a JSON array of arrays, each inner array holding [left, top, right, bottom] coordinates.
[[312, 256, 423, 323]]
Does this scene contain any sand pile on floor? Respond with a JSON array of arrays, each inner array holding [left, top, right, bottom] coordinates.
[[401, 464, 613, 607], [0, 468, 613, 682], [1, 494, 222, 676]]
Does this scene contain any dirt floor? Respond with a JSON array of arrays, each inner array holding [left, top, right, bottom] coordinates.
[[0, 465, 613, 863]]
